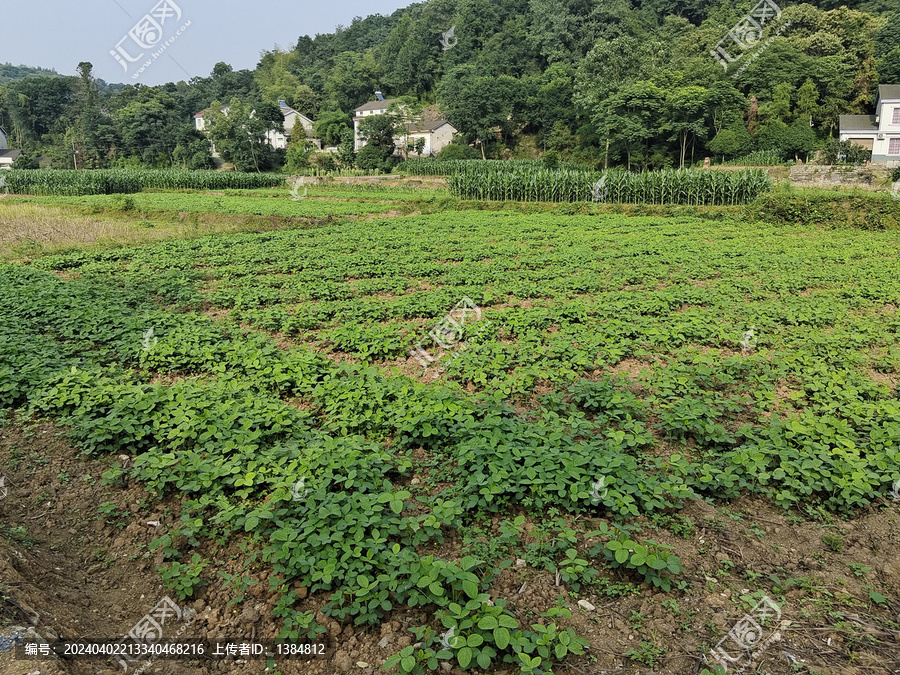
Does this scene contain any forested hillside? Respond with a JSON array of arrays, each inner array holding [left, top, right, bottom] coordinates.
[[1, 0, 897, 170]]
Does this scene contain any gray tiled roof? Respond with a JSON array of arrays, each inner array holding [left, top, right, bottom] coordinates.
[[354, 98, 400, 113], [406, 119, 453, 133], [878, 85, 900, 102], [839, 115, 877, 132]]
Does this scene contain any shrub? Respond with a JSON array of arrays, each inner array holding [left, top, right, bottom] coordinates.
[[823, 139, 871, 166], [436, 143, 481, 161], [356, 144, 388, 170]]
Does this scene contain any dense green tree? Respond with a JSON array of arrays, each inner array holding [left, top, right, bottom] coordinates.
[[666, 85, 708, 167], [437, 64, 523, 157], [784, 117, 817, 161], [771, 83, 794, 123], [206, 98, 282, 172], [355, 142, 387, 170], [595, 81, 666, 170], [357, 113, 397, 161], [436, 142, 480, 159], [708, 129, 740, 161], [337, 127, 357, 167], [314, 111, 352, 148], [795, 78, 819, 121], [4, 75, 74, 142]]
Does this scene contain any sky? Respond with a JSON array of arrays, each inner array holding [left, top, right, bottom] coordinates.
[[3, 0, 412, 86]]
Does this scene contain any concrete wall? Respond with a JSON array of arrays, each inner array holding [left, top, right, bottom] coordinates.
[[431, 124, 455, 154]]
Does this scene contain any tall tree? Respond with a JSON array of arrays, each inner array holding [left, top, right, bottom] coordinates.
[[206, 98, 282, 172], [666, 85, 707, 168]]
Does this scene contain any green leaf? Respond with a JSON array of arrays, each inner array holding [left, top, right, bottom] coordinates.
[[400, 655, 416, 671], [457, 646, 473, 669], [494, 626, 510, 649], [615, 548, 629, 564], [476, 651, 491, 669], [497, 615, 518, 628], [477, 615, 498, 630], [462, 579, 479, 599], [467, 633, 484, 647]]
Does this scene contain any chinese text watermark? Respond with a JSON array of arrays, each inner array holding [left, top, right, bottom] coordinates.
[[110, 0, 191, 81], [409, 296, 481, 373], [708, 595, 788, 673], [710, 1, 789, 79]]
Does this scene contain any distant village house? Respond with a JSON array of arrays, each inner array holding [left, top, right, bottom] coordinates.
[[0, 127, 22, 169], [353, 97, 456, 156], [193, 100, 319, 151], [839, 85, 900, 166]]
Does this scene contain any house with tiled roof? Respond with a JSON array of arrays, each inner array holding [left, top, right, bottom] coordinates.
[[353, 96, 457, 156], [0, 126, 22, 169], [193, 101, 319, 151], [402, 118, 457, 157], [839, 85, 900, 165]]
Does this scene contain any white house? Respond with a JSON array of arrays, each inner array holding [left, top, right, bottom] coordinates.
[[353, 98, 400, 151], [193, 101, 319, 150], [403, 119, 457, 157], [839, 84, 900, 165], [268, 100, 318, 150], [353, 98, 457, 155], [0, 126, 21, 169]]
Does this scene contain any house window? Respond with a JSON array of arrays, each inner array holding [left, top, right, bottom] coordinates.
[[894, 108, 900, 124], [890, 138, 900, 155]]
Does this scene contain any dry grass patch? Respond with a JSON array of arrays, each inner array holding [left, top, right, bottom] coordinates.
[[0, 201, 246, 259]]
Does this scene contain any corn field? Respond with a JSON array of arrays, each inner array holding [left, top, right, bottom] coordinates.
[[447, 167, 772, 205], [1, 169, 286, 196], [396, 158, 595, 176], [718, 150, 786, 166], [296, 167, 385, 177]]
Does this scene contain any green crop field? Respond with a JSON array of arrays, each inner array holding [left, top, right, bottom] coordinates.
[[23, 191, 406, 218], [1, 183, 899, 675]]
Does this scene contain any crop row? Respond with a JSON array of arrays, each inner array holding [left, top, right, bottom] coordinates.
[[395, 158, 595, 176], [27, 192, 401, 218], [1, 169, 286, 196], [447, 167, 772, 205]]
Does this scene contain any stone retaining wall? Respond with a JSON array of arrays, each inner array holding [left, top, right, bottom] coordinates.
[[789, 165, 891, 189]]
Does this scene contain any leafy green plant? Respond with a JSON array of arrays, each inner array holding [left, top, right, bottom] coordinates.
[[552, 548, 599, 592], [587, 523, 684, 591], [390, 600, 587, 674], [158, 553, 208, 599], [823, 534, 843, 552], [847, 563, 870, 578], [625, 640, 666, 666], [97, 502, 128, 529]]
